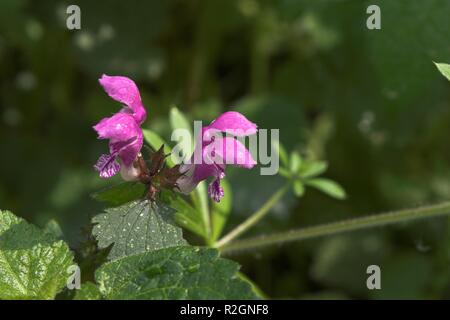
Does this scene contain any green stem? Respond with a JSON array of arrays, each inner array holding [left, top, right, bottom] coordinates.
[[215, 184, 290, 248], [191, 182, 211, 244], [219, 201, 450, 254]]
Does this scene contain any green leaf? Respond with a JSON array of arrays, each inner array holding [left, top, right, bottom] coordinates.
[[91, 182, 146, 207], [306, 178, 346, 200], [169, 106, 192, 133], [289, 152, 302, 173], [211, 179, 232, 241], [169, 107, 194, 162], [96, 246, 260, 299], [435, 62, 450, 82], [92, 200, 186, 261], [273, 140, 289, 168], [278, 167, 291, 178], [300, 160, 328, 178], [142, 129, 174, 167], [293, 180, 305, 197], [0, 210, 74, 299], [160, 191, 205, 238], [74, 282, 102, 300]]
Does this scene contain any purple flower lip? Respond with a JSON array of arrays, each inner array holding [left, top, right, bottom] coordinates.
[[177, 111, 258, 202], [93, 75, 147, 179]]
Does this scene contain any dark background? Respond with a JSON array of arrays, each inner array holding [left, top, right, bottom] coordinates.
[[1, 0, 450, 299]]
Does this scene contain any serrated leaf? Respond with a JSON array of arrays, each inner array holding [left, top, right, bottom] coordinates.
[[306, 178, 346, 200], [160, 191, 205, 238], [74, 282, 102, 300], [92, 200, 186, 260], [435, 62, 450, 82], [293, 180, 305, 197], [91, 182, 146, 207], [300, 160, 328, 178], [96, 246, 260, 300], [211, 179, 232, 241], [142, 129, 174, 167], [0, 210, 74, 300]]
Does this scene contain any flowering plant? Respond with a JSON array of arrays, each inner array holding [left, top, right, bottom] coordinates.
[[2, 66, 450, 300]]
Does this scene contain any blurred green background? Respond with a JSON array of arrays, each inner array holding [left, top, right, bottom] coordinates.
[[1, 0, 450, 299]]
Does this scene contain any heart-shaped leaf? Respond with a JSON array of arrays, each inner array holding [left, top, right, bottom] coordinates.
[[0, 210, 74, 300], [92, 200, 186, 260], [96, 246, 260, 299]]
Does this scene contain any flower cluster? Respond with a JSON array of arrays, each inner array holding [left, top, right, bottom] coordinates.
[[176, 111, 257, 202], [93, 75, 257, 202]]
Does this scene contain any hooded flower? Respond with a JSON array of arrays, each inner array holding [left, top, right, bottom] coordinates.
[[177, 111, 257, 202], [93, 74, 147, 180]]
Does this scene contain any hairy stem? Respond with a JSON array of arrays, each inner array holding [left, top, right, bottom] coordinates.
[[215, 184, 290, 248], [219, 201, 450, 254]]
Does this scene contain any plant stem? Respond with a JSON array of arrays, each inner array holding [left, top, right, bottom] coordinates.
[[191, 182, 212, 244], [215, 184, 290, 248], [219, 201, 450, 254]]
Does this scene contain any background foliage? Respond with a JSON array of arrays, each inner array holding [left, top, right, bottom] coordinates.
[[1, 0, 450, 299]]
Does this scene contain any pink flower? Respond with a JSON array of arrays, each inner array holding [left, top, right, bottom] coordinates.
[[93, 75, 147, 179], [177, 111, 257, 202]]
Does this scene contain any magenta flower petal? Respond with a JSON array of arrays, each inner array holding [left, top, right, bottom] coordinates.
[[208, 178, 225, 202], [94, 75, 147, 179], [176, 111, 258, 201], [177, 162, 226, 203], [93, 110, 143, 176], [193, 162, 223, 183], [206, 111, 257, 137], [114, 129, 143, 167], [99, 74, 146, 124], [176, 159, 224, 195], [94, 113, 141, 142], [204, 136, 256, 169], [94, 154, 121, 178]]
